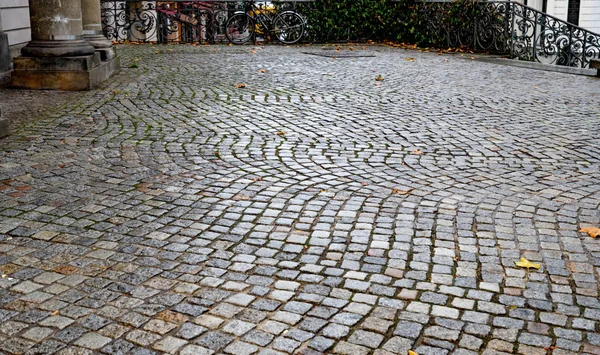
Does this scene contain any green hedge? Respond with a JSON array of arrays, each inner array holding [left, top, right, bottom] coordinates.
[[296, 0, 480, 45]]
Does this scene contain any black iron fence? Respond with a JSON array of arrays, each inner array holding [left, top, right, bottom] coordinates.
[[417, 0, 600, 68], [100, 0, 313, 44], [100, 0, 600, 68]]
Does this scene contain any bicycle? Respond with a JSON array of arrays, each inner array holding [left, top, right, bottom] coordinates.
[[225, 1, 306, 45]]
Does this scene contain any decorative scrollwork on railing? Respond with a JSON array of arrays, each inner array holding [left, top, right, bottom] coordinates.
[[100, 0, 311, 44], [416, 0, 600, 69]]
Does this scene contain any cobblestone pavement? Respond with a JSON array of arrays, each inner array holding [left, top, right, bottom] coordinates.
[[1, 44, 600, 355]]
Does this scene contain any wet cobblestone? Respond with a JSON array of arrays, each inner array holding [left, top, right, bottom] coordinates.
[[1, 44, 600, 354]]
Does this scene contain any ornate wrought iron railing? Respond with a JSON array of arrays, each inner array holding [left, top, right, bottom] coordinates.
[[100, 0, 313, 44], [417, 0, 600, 68]]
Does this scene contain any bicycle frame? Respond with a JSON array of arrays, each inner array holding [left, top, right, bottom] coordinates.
[[243, 1, 278, 37]]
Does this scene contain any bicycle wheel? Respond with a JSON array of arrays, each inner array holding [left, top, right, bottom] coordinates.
[[273, 11, 305, 44], [225, 13, 254, 45]]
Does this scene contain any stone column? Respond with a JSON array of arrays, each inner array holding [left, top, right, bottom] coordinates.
[[21, 0, 95, 57], [81, 0, 116, 60], [0, 6, 11, 73], [11, 0, 119, 90]]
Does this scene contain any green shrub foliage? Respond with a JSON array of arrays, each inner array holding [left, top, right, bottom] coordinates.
[[296, 0, 480, 45]]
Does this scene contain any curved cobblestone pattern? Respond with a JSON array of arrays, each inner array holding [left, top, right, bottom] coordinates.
[[1, 44, 600, 355]]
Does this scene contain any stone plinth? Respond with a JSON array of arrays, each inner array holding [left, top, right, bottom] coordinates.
[[11, 54, 119, 90], [0, 118, 8, 137], [591, 59, 600, 77], [0, 32, 10, 72]]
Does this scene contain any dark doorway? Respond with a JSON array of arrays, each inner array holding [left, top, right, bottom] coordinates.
[[567, 0, 580, 25]]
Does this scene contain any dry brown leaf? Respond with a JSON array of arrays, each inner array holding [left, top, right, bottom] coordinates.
[[515, 257, 541, 270], [250, 50, 257, 54], [392, 188, 413, 195], [235, 83, 246, 89], [375, 75, 384, 81], [258, 69, 267, 73], [157, 310, 187, 324], [276, 131, 286, 136], [348, 46, 355, 51], [252, 177, 263, 182], [412, 149, 424, 155], [53, 265, 79, 275], [320, 189, 329, 193], [232, 193, 249, 201], [580, 226, 600, 238], [360, 182, 368, 186], [51, 310, 60, 315], [405, 57, 415, 62]]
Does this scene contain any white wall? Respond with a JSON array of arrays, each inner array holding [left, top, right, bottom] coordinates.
[[579, 0, 600, 33], [0, 0, 31, 49]]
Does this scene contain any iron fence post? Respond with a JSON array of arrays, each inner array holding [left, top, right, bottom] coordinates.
[[532, 7, 538, 63]]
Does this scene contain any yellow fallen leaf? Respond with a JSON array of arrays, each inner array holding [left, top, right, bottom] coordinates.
[[580, 226, 600, 238], [412, 149, 423, 155], [392, 188, 412, 195], [405, 57, 415, 62], [320, 189, 329, 193], [51, 310, 59, 315], [276, 131, 286, 136], [515, 257, 540, 270], [375, 75, 384, 81], [408, 351, 419, 355], [235, 83, 246, 89]]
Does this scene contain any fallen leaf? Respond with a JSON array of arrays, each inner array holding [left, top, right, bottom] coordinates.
[[320, 189, 329, 193], [258, 69, 267, 73], [412, 149, 423, 155], [515, 257, 540, 270], [250, 50, 257, 54], [51, 310, 59, 315], [360, 182, 368, 186], [405, 57, 415, 62], [348, 46, 355, 51], [53, 265, 79, 275], [235, 83, 246, 89], [276, 131, 286, 136], [408, 351, 419, 355], [392, 188, 413, 195], [252, 177, 263, 182], [580, 226, 600, 238], [157, 310, 187, 324], [375, 75, 384, 81]]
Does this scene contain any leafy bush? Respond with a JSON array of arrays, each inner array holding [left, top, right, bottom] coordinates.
[[296, 0, 480, 45]]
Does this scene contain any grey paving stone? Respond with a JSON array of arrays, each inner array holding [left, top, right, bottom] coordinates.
[[1, 44, 599, 355]]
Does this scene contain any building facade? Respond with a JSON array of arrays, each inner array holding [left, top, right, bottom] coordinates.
[[518, 0, 600, 33], [0, 0, 31, 58]]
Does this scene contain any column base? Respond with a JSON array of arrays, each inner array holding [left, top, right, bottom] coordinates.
[[0, 32, 10, 72], [11, 53, 120, 91], [0, 117, 9, 138], [21, 39, 95, 57]]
